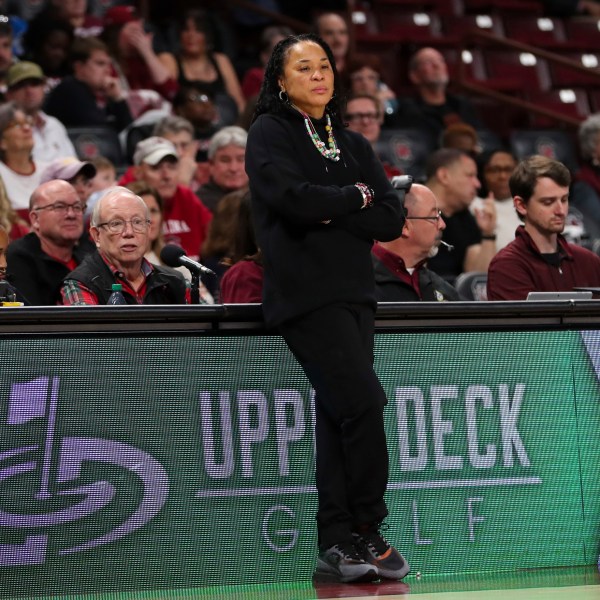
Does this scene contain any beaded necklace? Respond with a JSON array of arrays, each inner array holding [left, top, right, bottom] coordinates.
[[292, 104, 340, 162]]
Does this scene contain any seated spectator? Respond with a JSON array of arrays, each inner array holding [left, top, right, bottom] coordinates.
[[6, 179, 93, 305], [373, 183, 459, 301], [198, 126, 248, 212], [125, 179, 214, 303], [0, 101, 47, 222], [101, 5, 178, 107], [313, 12, 351, 75], [0, 223, 23, 302], [487, 156, 600, 300], [40, 157, 97, 204], [344, 54, 400, 127], [28, 0, 103, 39], [241, 25, 293, 101], [472, 149, 520, 251], [220, 189, 263, 303], [21, 18, 74, 90], [159, 9, 245, 119], [201, 187, 249, 299], [62, 186, 189, 305], [85, 156, 117, 220], [571, 114, 600, 238], [44, 36, 133, 132], [0, 19, 15, 98], [153, 115, 205, 192], [425, 148, 496, 282], [344, 93, 401, 178], [124, 180, 165, 265], [172, 83, 221, 161], [129, 136, 212, 260], [440, 122, 481, 157], [89, 155, 117, 191], [5, 61, 77, 163], [0, 175, 28, 240], [405, 47, 483, 140]]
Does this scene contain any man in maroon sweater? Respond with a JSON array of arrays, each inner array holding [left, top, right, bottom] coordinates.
[[487, 155, 600, 300]]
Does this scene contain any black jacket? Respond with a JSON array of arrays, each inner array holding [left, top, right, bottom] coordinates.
[[44, 76, 133, 131], [64, 251, 188, 305], [372, 253, 460, 302], [246, 107, 405, 327], [6, 232, 93, 305]]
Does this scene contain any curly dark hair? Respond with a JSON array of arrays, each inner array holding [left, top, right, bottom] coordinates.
[[252, 33, 344, 126]]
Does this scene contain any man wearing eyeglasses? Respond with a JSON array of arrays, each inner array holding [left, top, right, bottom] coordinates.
[[372, 183, 459, 301], [344, 94, 401, 179], [61, 186, 189, 305], [6, 179, 94, 305]]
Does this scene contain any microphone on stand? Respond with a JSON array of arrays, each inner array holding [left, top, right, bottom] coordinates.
[[160, 244, 215, 276], [160, 244, 215, 306], [439, 240, 454, 252]]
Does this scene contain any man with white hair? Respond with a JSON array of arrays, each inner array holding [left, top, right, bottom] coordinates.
[[373, 183, 459, 301], [61, 186, 189, 305], [198, 125, 249, 212]]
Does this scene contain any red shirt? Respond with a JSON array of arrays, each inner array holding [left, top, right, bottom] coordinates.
[[162, 185, 212, 261], [488, 226, 600, 300], [371, 242, 424, 298], [220, 260, 263, 303]]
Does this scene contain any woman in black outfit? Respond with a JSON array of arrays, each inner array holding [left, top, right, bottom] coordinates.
[[245, 34, 410, 584]]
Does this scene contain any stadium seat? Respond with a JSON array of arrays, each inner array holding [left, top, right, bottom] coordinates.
[[524, 89, 590, 128], [462, 0, 542, 14], [563, 17, 600, 51], [476, 129, 503, 154], [549, 52, 600, 89], [442, 47, 488, 84], [374, 128, 437, 182], [372, 9, 443, 42], [440, 13, 505, 41], [509, 129, 579, 172], [484, 49, 552, 92], [454, 272, 488, 301], [67, 126, 125, 168], [502, 15, 567, 47]]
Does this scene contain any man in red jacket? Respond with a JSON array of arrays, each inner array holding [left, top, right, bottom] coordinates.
[[131, 136, 212, 260], [487, 155, 600, 300]]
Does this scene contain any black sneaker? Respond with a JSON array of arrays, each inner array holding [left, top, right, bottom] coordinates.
[[353, 525, 410, 580], [315, 541, 379, 583]]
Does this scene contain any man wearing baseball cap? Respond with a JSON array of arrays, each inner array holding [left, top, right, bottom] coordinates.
[[40, 156, 97, 204], [130, 136, 212, 260], [5, 61, 77, 163]]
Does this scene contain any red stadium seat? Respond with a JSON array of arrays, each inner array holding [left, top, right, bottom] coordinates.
[[502, 15, 567, 47], [549, 52, 600, 89], [484, 49, 552, 92], [372, 8, 443, 42], [525, 89, 590, 128], [463, 0, 542, 14], [441, 13, 505, 41], [563, 17, 600, 51]]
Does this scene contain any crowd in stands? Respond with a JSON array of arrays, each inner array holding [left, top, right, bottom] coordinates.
[[2, 0, 600, 306]]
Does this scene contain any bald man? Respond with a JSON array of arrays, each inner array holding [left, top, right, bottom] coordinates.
[[406, 46, 483, 138], [372, 183, 460, 301], [6, 179, 93, 305]]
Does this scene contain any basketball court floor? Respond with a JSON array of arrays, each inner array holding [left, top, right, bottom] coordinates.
[[24, 564, 600, 599]]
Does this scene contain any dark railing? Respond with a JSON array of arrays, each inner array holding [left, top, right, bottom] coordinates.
[[2, 301, 600, 335]]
